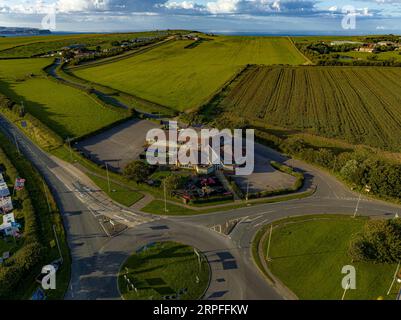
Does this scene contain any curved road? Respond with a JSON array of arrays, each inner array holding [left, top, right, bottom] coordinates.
[[1, 114, 400, 300]]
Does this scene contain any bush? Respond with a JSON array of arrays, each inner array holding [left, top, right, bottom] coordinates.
[[0, 242, 44, 298], [123, 160, 151, 183], [349, 219, 401, 263], [163, 174, 182, 196]]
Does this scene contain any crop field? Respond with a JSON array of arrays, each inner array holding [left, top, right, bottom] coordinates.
[[0, 31, 168, 58], [215, 65, 401, 151], [0, 58, 125, 138], [73, 36, 306, 111]]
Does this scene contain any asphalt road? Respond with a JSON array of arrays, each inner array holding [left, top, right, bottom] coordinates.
[[1, 114, 400, 300]]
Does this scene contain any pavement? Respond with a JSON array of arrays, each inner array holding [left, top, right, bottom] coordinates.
[[1, 113, 401, 300]]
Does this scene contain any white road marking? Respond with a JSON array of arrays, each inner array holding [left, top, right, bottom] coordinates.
[[254, 219, 270, 228]]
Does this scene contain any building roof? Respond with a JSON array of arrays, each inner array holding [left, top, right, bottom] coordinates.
[[0, 182, 10, 198]]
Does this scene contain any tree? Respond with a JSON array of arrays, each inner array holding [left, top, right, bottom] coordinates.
[[123, 160, 150, 183], [340, 159, 361, 184], [349, 219, 401, 263], [315, 148, 335, 167], [163, 174, 182, 196]]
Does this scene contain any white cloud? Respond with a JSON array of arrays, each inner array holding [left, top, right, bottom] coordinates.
[[0, 1, 53, 14], [206, 0, 239, 14], [164, 1, 195, 10], [0, 0, 391, 20], [56, 0, 108, 13]]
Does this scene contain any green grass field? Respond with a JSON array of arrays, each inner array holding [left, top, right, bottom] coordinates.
[[213, 65, 401, 151], [0, 58, 126, 138], [340, 50, 401, 62], [119, 241, 209, 300], [262, 216, 400, 300], [0, 34, 86, 51], [73, 36, 306, 111], [87, 173, 144, 207]]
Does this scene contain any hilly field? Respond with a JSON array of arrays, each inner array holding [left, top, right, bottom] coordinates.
[[72, 36, 307, 111], [213, 65, 401, 151], [0, 31, 168, 58]]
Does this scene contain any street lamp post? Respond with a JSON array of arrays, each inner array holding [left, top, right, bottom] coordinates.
[[387, 261, 401, 296], [353, 194, 362, 218], [266, 224, 273, 262], [13, 132, 20, 155], [246, 180, 250, 203], [105, 162, 111, 193], [164, 180, 168, 213]]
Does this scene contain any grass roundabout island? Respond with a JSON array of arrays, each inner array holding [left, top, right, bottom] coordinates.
[[119, 241, 210, 300]]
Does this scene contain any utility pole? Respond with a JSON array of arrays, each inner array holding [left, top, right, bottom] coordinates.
[[353, 193, 362, 218], [105, 162, 111, 193], [266, 224, 273, 262]]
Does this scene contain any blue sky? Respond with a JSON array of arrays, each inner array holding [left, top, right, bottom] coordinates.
[[0, 0, 400, 34]]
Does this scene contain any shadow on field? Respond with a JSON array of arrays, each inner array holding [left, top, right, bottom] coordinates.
[[0, 78, 73, 138]]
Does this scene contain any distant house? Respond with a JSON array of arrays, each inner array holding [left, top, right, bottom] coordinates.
[[356, 43, 375, 53], [0, 181, 10, 198], [376, 41, 395, 47], [0, 212, 19, 237]]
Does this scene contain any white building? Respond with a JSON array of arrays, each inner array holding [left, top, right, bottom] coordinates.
[[0, 212, 18, 236]]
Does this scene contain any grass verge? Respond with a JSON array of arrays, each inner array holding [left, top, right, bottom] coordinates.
[[253, 214, 400, 300], [87, 173, 144, 207]]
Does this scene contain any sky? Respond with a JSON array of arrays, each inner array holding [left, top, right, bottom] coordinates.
[[0, 0, 401, 34]]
